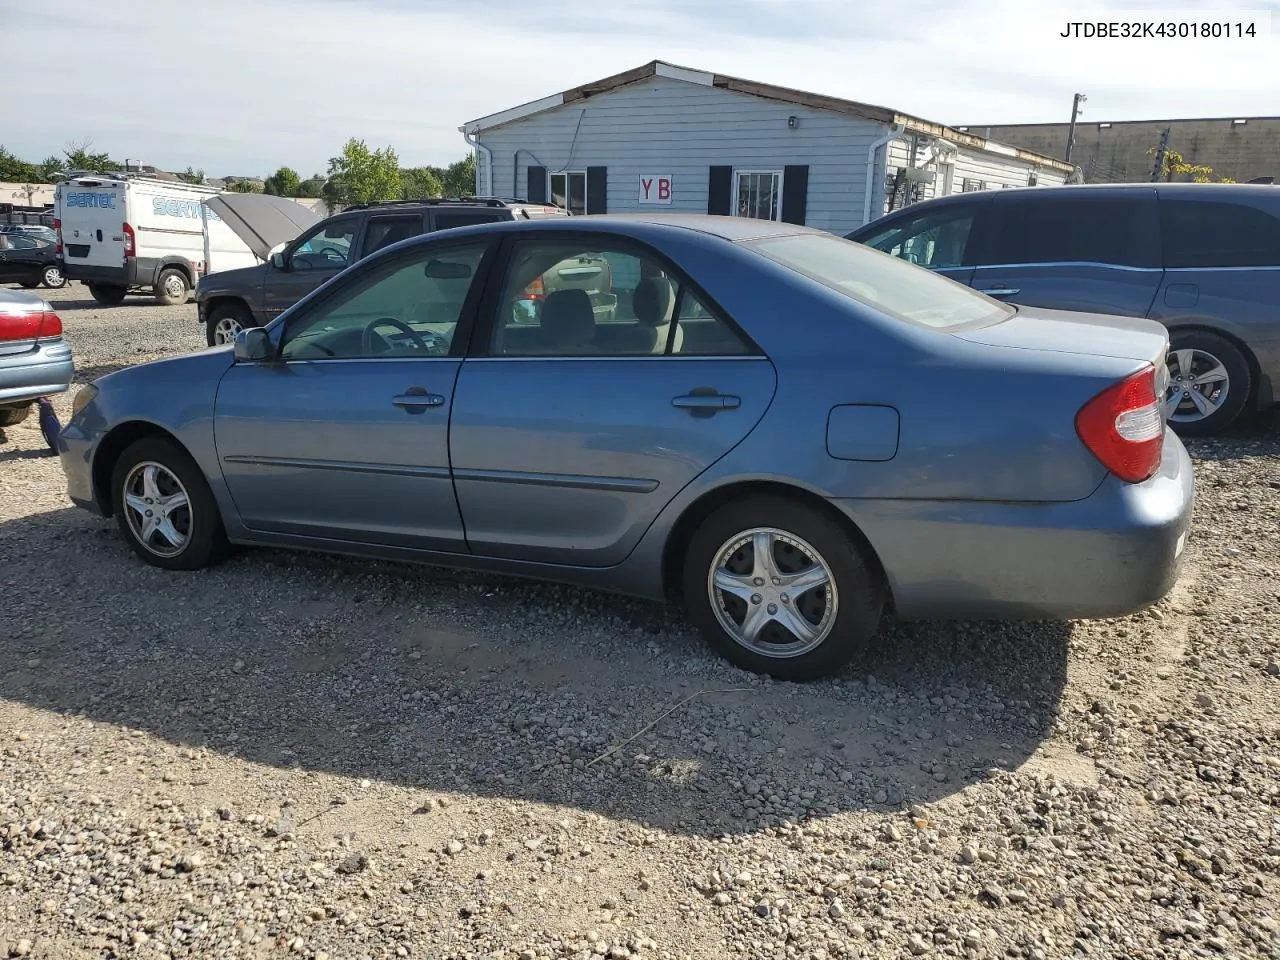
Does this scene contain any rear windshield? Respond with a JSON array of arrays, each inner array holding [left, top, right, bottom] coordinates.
[[743, 232, 1013, 330]]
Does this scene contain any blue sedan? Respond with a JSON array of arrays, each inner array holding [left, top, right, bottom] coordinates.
[[58, 215, 1194, 680]]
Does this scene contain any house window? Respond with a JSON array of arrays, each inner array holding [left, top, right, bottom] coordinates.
[[549, 171, 587, 215], [735, 170, 782, 220]]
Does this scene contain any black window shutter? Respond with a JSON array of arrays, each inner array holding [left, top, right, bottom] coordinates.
[[708, 165, 733, 215], [781, 165, 809, 225], [586, 166, 607, 214], [527, 166, 547, 203]]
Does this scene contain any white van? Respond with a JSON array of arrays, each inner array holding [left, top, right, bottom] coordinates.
[[55, 175, 258, 306]]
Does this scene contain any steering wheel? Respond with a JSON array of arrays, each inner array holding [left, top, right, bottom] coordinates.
[[362, 317, 433, 356], [319, 245, 346, 262]]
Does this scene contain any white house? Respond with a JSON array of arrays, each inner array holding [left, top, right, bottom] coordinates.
[[460, 61, 1074, 236]]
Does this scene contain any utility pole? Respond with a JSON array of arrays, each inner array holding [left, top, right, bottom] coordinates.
[[1064, 92, 1087, 163], [1150, 127, 1171, 181]]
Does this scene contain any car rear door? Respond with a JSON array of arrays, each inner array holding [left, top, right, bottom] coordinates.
[[59, 179, 127, 274], [848, 199, 990, 287], [358, 212, 426, 260], [448, 232, 777, 567], [968, 190, 1164, 317]]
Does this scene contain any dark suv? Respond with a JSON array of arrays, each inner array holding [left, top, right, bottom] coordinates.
[[196, 198, 568, 346], [847, 183, 1280, 435]]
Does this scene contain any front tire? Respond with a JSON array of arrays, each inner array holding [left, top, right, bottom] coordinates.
[[1164, 330, 1251, 437], [682, 496, 884, 681], [110, 436, 229, 571], [88, 283, 127, 306], [206, 302, 253, 347], [41, 264, 66, 288], [19, 279, 39, 289], [155, 268, 190, 306]]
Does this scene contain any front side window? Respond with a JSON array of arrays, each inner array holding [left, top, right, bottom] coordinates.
[[280, 243, 488, 361], [289, 218, 359, 271], [1159, 198, 1280, 268], [857, 205, 977, 269], [549, 172, 587, 215], [745, 232, 1012, 330], [989, 196, 1158, 268], [735, 171, 781, 220], [490, 239, 752, 357]]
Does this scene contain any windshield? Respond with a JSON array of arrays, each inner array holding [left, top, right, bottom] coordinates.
[[743, 232, 1013, 330]]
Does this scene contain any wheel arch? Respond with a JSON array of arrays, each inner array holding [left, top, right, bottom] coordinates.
[[660, 479, 894, 611], [91, 420, 188, 516], [1164, 321, 1265, 408], [155, 257, 195, 288]]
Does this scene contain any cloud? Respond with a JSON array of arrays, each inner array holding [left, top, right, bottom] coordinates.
[[0, 0, 1275, 176]]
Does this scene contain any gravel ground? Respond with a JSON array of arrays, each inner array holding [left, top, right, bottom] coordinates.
[[2, 284, 1279, 960]]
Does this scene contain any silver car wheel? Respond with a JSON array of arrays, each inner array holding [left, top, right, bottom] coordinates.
[[213, 315, 244, 344], [43, 265, 64, 287], [1165, 348, 1229, 423], [707, 527, 839, 659], [163, 274, 186, 301], [121, 461, 192, 558]]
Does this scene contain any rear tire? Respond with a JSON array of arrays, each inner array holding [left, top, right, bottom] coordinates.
[[0, 405, 32, 427], [110, 436, 230, 571], [155, 268, 190, 306], [682, 495, 884, 681], [19, 280, 39, 289], [88, 283, 127, 306], [206, 302, 254, 347], [41, 264, 66, 288], [1164, 330, 1251, 437]]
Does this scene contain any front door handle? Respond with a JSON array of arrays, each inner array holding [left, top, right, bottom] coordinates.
[[392, 387, 445, 412], [672, 388, 741, 416], [977, 287, 1020, 297]]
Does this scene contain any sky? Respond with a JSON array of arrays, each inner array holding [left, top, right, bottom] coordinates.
[[1, 0, 1276, 177]]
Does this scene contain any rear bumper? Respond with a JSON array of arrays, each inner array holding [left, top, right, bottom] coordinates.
[[840, 429, 1195, 620], [0, 339, 74, 406], [62, 259, 153, 287]]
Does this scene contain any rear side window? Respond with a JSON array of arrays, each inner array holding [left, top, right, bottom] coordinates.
[[433, 212, 505, 231], [855, 203, 979, 269], [1159, 198, 1280, 268], [988, 196, 1159, 268]]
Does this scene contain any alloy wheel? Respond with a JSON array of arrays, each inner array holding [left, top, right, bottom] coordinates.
[[707, 527, 839, 659], [213, 316, 244, 344], [121, 461, 192, 558], [1164, 348, 1230, 423]]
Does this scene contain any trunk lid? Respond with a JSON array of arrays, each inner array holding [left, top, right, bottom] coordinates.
[[956, 306, 1169, 364], [57, 178, 128, 269]]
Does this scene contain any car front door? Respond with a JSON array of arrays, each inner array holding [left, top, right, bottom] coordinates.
[[850, 200, 988, 287], [448, 234, 778, 567], [214, 238, 496, 550], [968, 191, 1164, 317], [261, 214, 363, 321]]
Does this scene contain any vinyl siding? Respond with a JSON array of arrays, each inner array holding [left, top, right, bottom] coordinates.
[[475, 76, 890, 235]]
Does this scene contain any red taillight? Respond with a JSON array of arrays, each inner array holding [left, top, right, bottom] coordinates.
[[523, 275, 545, 300], [1075, 366, 1164, 483], [52, 217, 63, 256], [123, 222, 136, 258], [0, 307, 62, 343]]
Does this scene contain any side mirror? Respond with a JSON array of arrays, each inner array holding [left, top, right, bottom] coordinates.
[[270, 250, 288, 270], [233, 326, 273, 362]]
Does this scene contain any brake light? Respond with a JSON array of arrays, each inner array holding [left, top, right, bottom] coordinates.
[[123, 222, 136, 258], [523, 276, 545, 300], [0, 306, 63, 342], [1075, 366, 1164, 483], [52, 217, 62, 256]]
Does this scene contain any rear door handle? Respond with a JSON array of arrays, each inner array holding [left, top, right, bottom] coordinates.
[[977, 287, 1019, 297]]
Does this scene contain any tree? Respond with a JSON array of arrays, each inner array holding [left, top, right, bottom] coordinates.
[[400, 166, 443, 200], [228, 180, 263, 193], [38, 156, 62, 181], [63, 138, 115, 173], [326, 138, 401, 205], [1150, 147, 1236, 184], [177, 166, 205, 185], [294, 176, 325, 199], [0, 146, 37, 182], [264, 166, 302, 197], [441, 154, 476, 197]]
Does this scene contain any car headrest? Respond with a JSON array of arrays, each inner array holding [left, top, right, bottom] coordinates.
[[541, 289, 596, 348], [632, 278, 674, 327]]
